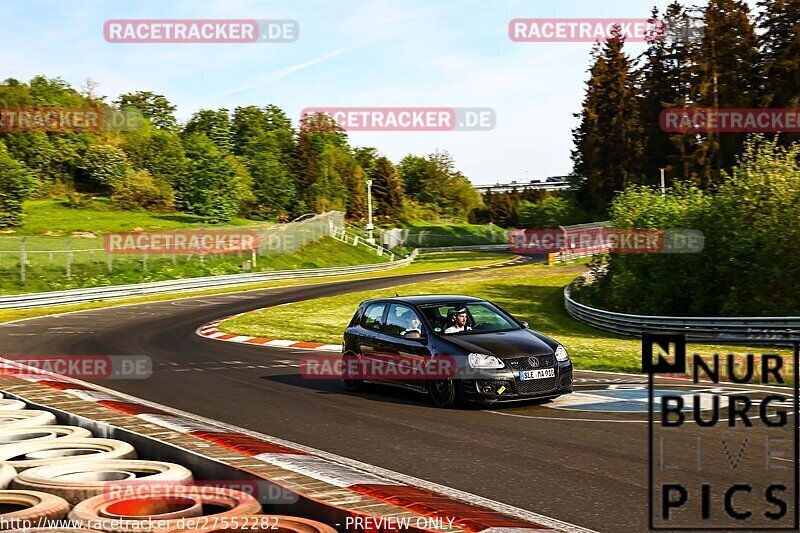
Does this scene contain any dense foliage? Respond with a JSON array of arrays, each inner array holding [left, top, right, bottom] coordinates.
[[575, 138, 800, 316], [0, 77, 483, 227], [572, 0, 800, 211]]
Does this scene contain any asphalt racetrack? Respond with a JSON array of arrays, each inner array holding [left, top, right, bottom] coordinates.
[[0, 261, 795, 532]]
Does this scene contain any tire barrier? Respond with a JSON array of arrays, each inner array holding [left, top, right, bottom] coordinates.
[[0, 463, 16, 489], [167, 514, 337, 533], [0, 439, 136, 471], [70, 487, 262, 533], [0, 490, 70, 529], [12, 460, 194, 505], [0, 411, 57, 430], [0, 426, 92, 445], [0, 399, 26, 411]]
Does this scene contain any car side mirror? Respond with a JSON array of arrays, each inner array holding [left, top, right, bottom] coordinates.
[[520, 321, 529, 329], [404, 330, 424, 340]]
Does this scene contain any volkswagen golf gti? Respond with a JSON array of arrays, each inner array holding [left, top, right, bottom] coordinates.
[[341, 295, 573, 407]]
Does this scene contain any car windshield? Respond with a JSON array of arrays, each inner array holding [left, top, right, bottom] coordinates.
[[419, 301, 520, 335]]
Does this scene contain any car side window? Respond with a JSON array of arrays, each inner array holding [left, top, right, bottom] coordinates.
[[361, 303, 386, 331], [384, 304, 423, 338]]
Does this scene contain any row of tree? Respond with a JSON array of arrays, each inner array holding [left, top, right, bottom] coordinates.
[[0, 77, 481, 226], [572, 0, 800, 210]]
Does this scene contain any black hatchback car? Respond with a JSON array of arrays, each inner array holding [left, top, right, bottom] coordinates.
[[341, 295, 573, 407]]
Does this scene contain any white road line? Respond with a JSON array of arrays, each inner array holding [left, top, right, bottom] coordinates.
[[485, 410, 648, 424]]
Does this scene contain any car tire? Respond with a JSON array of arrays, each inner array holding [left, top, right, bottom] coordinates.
[[69, 486, 262, 533], [427, 379, 458, 408], [0, 425, 93, 445], [0, 438, 136, 471], [0, 490, 70, 528], [12, 459, 194, 505], [0, 411, 57, 430], [341, 353, 363, 392]]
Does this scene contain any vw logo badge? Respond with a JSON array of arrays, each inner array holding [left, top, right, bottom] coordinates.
[[528, 356, 540, 368]]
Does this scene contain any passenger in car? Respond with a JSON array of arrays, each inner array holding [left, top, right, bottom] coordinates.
[[444, 307, 472, 334]]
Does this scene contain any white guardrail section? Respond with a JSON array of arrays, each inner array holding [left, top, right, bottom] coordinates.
[[0, 250, 420, 310], [564, 277, 800, 344]]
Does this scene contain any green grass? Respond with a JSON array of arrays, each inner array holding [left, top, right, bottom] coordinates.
[[14, 198, 259, 236], [396, 221, 508, 247], [219, 261, 791, 374], [0, 237, 389, 294]]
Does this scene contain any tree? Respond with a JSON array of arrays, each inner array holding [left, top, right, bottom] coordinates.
[[689, 0, 760, 185], [122, 124, 189, 186], [78, 144, 131, 190], [183, 109, 232, 153], [370, 156, 404, 220], [232, 105, 293, 156], [0, 141, 37, 227], [247, 151, 296, 220], [177, 133, 245, 222], [115, 92, 178, 131], [758, 0, 800, 145], [110, 169, 175, 212], [572, 27, 643, 211]]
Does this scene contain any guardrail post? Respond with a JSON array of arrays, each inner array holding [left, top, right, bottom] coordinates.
[[19, 237, 27, 283], [142, 246, 148, 271], [107, 251, 113, 273], [66, 238, 72, 280]]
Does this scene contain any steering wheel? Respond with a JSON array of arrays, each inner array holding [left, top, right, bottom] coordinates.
[[472, 321, 491, 331]]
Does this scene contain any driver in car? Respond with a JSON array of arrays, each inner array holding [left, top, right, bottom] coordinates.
[[445, 307, 472, 334], [403, 315, 422, 336]]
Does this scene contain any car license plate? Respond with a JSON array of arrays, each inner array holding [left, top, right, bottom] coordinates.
[[519, 368, 555, 380]]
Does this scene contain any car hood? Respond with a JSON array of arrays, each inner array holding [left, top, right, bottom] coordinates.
[[441, 328, 554, 358]]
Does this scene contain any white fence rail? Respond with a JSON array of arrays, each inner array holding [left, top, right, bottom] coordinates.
[[0, 250, 419, 310], [564, 277, 800, 344]]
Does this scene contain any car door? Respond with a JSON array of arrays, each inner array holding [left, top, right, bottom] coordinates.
[[357, 302, 388, 380], [380, 304, 431, 387]]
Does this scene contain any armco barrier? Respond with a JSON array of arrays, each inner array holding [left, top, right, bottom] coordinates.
[[564, 276, 800, 344], [0, 251, 418, 310]]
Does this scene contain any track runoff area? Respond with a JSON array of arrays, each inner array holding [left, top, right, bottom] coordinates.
[[0, 262, 795, 532]]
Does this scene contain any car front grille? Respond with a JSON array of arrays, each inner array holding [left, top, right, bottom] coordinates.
[[514, 375, 559, 395], [506, 354, 555, 371]]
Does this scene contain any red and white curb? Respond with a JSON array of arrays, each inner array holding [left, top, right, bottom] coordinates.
[[197, 256, 529, 352], [0, 359, 594, 533]]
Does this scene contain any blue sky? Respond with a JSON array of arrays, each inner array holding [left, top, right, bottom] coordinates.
[[0, 0, 749, 184]]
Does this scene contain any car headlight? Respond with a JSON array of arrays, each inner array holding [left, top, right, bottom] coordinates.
[[555, 344, 569, 362], [468, 353, 504, 369]]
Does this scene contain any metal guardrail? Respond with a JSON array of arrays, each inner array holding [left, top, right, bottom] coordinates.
[[0, 250, 419, 310], [564, 276, 800, 344], [416, 244, 510, 253]]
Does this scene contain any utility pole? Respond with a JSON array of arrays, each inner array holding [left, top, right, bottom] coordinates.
[[365, 179, 375, 244]]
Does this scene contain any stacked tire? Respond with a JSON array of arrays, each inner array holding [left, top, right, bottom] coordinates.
[[0, 394, 336, 533]]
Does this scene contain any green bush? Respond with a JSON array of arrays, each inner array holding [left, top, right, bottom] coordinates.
[[110, 169, 175, 212], [0, 142, 37, 227], [576, 137, 800, 316]]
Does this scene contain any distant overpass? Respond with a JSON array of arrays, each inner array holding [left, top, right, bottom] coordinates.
[[472, 176, 574, 193]]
